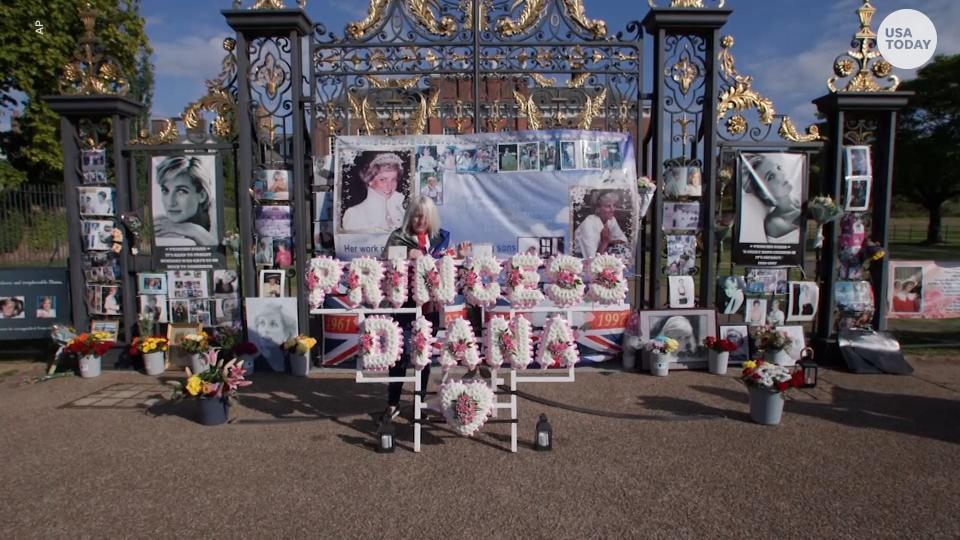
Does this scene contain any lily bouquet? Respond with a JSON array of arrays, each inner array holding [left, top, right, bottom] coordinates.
[[282, 335, 317, 355], [645, 335, 679, 355], [739, 359, 802, 395], [170, 358, 252, 400]]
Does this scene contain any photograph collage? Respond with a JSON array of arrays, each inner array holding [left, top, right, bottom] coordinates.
[[79, 149, 121, 324], [661, 161, 703, 280], [136, 269, 240, 327], [0, 295, 59, 320], [254, 166, 294, 297]]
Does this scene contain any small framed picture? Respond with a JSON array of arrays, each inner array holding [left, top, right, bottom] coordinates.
[[717, 275, 747, 315], [744, 298, 768, 326], [77, 187, 115, 217], [638, 309, 717, 369], [255, 236, 275, 266], [845, 176, 871, 211], [719, 325, 750, 365], [137, 272, 168, 295], [419, 172, 443, 205], [90, 319, 120, 341], [254, 169, 290, 201], [767, 297, 786, 326], [844, 145, 872, 177], [498, 143, 519, 172], [787, 281, 819, 322], [665, 234, 697, 276], [518, 142, 540, 171], [582, 141, 601, 169], [559, 141, 580, 170], [259, 270, 286, 298], [668, 275, 695, 308], [663, 202, 700, 230]]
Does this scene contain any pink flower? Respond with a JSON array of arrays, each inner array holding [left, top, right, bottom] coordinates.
[[548, 341, 569, 362], [347, 272, 360, 289], [426, 269, 440, 288], [463, 270, 478, 289], [507, 269, 522, 287], [226, 364, 252, 390], [455, 393, 477, 425], [499, 330, 515, 352], [413, 332, 428, 352], [305, 271, 319, 289], [556, 271, 577, 288], [360, 334, 376, 353], [597, 269, 617, 287], [388, 270, 401, 288]]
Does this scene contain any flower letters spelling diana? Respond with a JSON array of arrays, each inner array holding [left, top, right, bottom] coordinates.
[[544, 255, 585, 307], [359, 316, 403, 371], [586, 254, 627, 304], [346, 257, 384, 307], [413, 255, 457, 306], [440, 317, 481, 370], [505, 253, 545, 308], [536, 316, 580, 369], [482, 315, 533, 369], [306, 256, 343, 309]]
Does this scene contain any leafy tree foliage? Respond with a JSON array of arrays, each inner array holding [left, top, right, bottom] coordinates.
[[0, 0, 152, 186], [894, 54, 960, 244]]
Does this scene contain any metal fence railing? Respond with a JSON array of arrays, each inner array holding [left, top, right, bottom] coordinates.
[[0, 184, 67, 267], [888, 224, 954, 244]]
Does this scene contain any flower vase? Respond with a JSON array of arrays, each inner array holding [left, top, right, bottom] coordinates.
[[708, 350, 729, 375], [763, 348, 792, 366], [240, 354, 255, 377], [649, 352, 674, 377], [748, 386, 784, 425], [143, 351, 166, 376], [190, 353, 209, 374], [78, 354, 102, 378], [198, 397, 229, 426], [289, 352, 310, 377]]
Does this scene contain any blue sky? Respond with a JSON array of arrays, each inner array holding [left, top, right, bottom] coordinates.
[[140, 0, 958, 131]]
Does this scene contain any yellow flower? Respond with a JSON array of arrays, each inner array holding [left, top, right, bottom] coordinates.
[[743, 360, 757, 370], [185, 376, 202, 396], [662, 337, 680, 354]]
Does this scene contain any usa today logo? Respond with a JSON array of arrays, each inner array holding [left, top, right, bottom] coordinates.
[[877, 9, 937, 70]]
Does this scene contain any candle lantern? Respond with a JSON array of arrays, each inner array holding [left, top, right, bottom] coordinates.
[[377, 419, 395, 453], [798, 347, 818, 388], [534, 413, 552, 451]]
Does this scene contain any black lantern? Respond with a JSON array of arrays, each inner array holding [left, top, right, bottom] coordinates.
[[798, 347, 818, 388], [377, 419, 395, 453], [534, 413, 552, 451]]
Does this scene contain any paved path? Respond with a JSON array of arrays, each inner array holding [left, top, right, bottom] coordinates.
[[1, 357, 958, 539]]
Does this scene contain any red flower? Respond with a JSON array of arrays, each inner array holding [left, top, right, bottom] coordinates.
[[775, 381, 789, 392], [791, 370, 804, 387]]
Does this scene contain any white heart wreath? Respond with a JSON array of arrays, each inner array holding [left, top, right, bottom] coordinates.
[[439, 380, 496, 437], [544, 255, 585, 307], [586, 254, 627, 304]]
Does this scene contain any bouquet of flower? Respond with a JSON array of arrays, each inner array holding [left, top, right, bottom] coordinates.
[[808, 195, 843, 249], [66, 332, 114, 357], [138, 313, 156, 338], [282, 335, 317, 355], [703, 336, 737, 353], [178, 332, 212, 354], [170, 358, 252, 400], [739, 359, 802, 394], [129, 336, 168, 356], [636, 176, 656, 218], [214, 325, 242, 353], [645, 335, 679, 355], [636, 176, 656, 193], [751, 325, 793, 352], [233, 341, 259, 357]]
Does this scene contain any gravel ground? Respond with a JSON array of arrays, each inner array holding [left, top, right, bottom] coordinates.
[[1, 357, 959, 539]]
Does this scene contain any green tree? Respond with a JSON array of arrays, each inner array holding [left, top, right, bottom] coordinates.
[[0, 0, 152, 186], [894, 54, 960, 244]]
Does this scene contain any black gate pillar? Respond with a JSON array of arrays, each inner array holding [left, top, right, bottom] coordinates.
[[224, 4, 315, 335], [811, 0, 911, 355], [643, 4, 730, 308]]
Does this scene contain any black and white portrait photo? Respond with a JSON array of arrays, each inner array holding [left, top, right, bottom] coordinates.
[[82, 220, 114, 251], [719, 325, 749, 365], [665, 234, 697, 276], [151, 155, 219, 247], [735, 152, 805, 266], [571, 188, 634, 259], [787, 281, 819, 322], [213, 270, 238, 296], [668, 275, 695, 308], [845, 176, 871, 211], [338, 150, 412, 233], [245, 297, 298, 372], [744, 298, 768, 326], [78, 187, 115, 217], [663, 202, 700, 230], [639, 309, 717, 367], [845, 145, 872, 177], [717, 275, 746, 315]]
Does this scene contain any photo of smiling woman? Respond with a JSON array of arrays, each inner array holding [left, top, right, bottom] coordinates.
[[339, 150, 411, 233], [735, 152, 805, 266], [151, 155, 219, 247]]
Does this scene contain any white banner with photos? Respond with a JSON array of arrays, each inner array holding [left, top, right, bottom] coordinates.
[[333, 131, 640, 268]]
